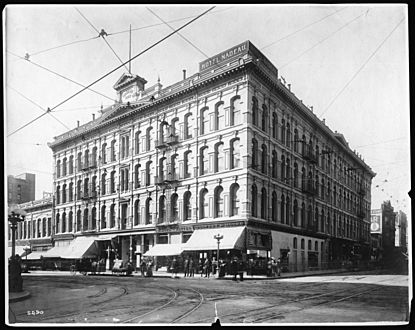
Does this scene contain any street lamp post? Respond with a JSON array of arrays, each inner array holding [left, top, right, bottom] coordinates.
[[214, 234, 223, 278], [8, 205, 27, 292], [106, 245, 114, 271], [23, 245, 30, 273]]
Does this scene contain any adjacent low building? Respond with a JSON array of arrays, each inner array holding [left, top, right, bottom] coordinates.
[[16, 40, 375, 273]]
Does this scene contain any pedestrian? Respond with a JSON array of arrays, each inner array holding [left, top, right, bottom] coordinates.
[[189, 258, 195, 277], [183, 257, 189, 277], [212, 257, 217, 275], [276, 258, 282, 276], [146, 258, 153, 277], [267, 258, 273, 277], [231, 257, 239, 281], [170, 258, 178, 278], [140, 259, 147, 277], [271, 257, 277, 277], [198, 259, 204, 277], [248, 258, 254, 277], [204, 258, 211, 278]]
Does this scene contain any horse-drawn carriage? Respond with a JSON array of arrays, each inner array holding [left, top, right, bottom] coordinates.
[[69, 258, 106, 275]]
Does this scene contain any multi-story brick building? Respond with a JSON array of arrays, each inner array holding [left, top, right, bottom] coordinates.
[[7, 173, 36, 204], [7, 197, 53, 259], [44, 40, 375, 272]]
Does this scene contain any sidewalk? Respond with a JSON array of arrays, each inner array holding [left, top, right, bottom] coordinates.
[[22, 268, 349, 280]]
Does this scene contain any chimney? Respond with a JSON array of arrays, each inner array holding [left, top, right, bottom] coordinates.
[[77, 120, 80, 128], [288, 84, 291, 91], [92, 113, 95, 121], [183, 69, 186, 80]]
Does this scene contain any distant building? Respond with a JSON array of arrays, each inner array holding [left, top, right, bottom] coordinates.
[[395, 210, 407, 251], [7, 173, 36, 204], [370, 201, 396, 261], [7, 197, 53, 258]]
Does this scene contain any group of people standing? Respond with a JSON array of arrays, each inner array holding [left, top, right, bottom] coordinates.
[[139, 258, 154, 277]]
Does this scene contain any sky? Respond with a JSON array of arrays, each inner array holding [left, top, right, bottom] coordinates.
[[4, 4, 410, 216]]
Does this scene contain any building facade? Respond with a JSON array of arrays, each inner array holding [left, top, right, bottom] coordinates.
[[45, 41, 375, 271], [7, 197, 53, 258], [395, 210, 407, 251], [7, 173, 36, 204]]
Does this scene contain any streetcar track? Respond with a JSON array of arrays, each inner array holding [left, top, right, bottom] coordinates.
[[170, 288, 204, 323]]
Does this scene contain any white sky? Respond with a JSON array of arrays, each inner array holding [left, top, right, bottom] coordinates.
[[4, 4, 410, 216]]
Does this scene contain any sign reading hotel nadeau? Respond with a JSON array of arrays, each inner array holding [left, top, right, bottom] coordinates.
[[199, 41, 249, 72]]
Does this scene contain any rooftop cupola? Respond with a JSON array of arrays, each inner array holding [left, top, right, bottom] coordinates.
[[113, 73, 147, 103]]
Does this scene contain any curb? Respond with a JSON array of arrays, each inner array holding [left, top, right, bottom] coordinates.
[[9, 291, 31, 303]]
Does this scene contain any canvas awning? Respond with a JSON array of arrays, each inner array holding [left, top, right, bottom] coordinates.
[[42, 237, 98, 259], [144, 243, 186, 256], [183, 226, 246, 251], [25, 250, 47, 260], [93, 234, 117, 241]]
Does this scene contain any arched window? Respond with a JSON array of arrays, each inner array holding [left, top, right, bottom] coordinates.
[[171, 194, 179, 221], [146, 161, 152, 186], [77, 152, 82, 171], [56, 185, 61, 204], [286, 157, 291, 181], [92, 146, 97, 166], [55, 213, 60, 234], [307, 205, 312, 229], [69, 155, 74, 174], [321, 210, 325, 233], [110, 170, 116, 193], [91, 207, 97, 230], [84, 149, 89, 168], [159, 157, 167, 181], [183, 191, 192, 221], [252, 139, 258, 169], [251, 184, 258, 217], [200, 189, 209, 219], [215, 101, 225, 130], [280, 195, 285, 224], [101, 143, 107, 164], [293, 199, 298, 226], [184, 151, 192, 178], [272, 113, 278, 139], [272, 150, 278, 178], [76, 210, 82, 232], [68, 182, 73, 202], [286, 196, 290, 225], [101, 205, 107, 229], [252, 97, 258, 126], [272, 191, 278, 222], [200, 107, 209, 135], [62, 157, 67, 176], [316, 145, 320, 167], [230, 183, 240, 216], [286, 122, 291, 148], [321, 178, 325, 200], [56, 159, 61, 178], [84, 177, 89, 197], [159, 196, 166, 223], [214, 143, 224, 173], [171, 118, 179, 137], [262, 104, 268, 132], [281, 119, 286, 143], [301, 239, 305, 250], [293, 163, 298, 188], [134, 131, 140, 154], [99, 172, 106, 195], [68, 211, 73, 233], [261, 144, 267, 174], [215, 186, 224, 218], [160, 121, 169, 143], [230, 96, 241, 125], [294, 129, 299, 152], [110, 204, 116, 227], [134, 163, 140, 188], [145, 198, 152, 225], [62, 184, 67, 203], [200, 147, 209, 175], [230, 138, 240, 169], [184, 113, 193, 139], [146, 127, 153, 151], [92, 175, 97, 195], [111, 140, 116, 161], [83, 208, 89, 231], [308, 240, 312, 250], [280, 155, 285, 181], [315, 207, 319, 232], [261, 188, 267, 219], [315, 174, 320, 198], [293, 237, 297, 249]]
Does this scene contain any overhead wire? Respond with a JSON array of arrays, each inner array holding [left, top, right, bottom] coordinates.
[[6, 50, 115, 102], [279, 9, 369, 69], [260, 6, 347, 51], [30, 35, 99, 57], [319, 17, 405, 117], [355, 137, 407, 148], [7, 6, 216, 138], [146, 7, 210, 58], [74, 7, 130, 72], [7, 85, 71, 130]]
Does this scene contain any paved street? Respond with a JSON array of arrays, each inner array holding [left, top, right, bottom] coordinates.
[[9, 270, 409, 325]]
